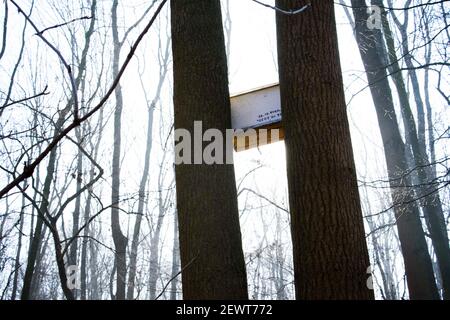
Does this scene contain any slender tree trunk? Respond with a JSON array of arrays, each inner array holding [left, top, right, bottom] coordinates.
[[423, 21, 437, 181], [127, 36, 169, 299], [79, 189, 91, 300], [11, 182, 26, 300], [110, 0, 128, 300], [21, 0, 97, 299], [148, 190, 167, 299], [49, 222, 75, 300], [351, 0, 439, 300], [88, 227, 99, 300], [80, 128, 101, 299], [80, 110, 103, 300], [127, 105, 155, 300], [68, 132, 83, 297], [383, 2, 450, 299], [21, 137, 60, 300], [170, 0, 248, 299], [275, 0, 373, 299], [169, 212, 179, 300]]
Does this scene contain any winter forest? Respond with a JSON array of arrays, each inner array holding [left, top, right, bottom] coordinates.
[[0, 0, 449, 301]]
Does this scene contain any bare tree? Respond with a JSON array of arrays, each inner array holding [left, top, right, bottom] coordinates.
[[171, 0, 248, 299], [351, 0, 439, 299], [276, 0, 373, 299]]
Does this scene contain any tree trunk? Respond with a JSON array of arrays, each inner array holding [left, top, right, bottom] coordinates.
[[127, 36, 169, 299], [351, 0, 439, 300], [148, 186, 168, 299], [383, 2, 450, 299], [170, 0, 248, 299], [110, 0, 128, 300], [49, 222, 75, 300], [170, 212, 180, 300], [276, 0, 373, 300], [21, 136, 60, 300], [127, 105, 154, 300], [11, 182, 26, 300], [68, 132, 83, 298]]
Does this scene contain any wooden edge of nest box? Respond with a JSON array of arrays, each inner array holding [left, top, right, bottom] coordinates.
[[233, 122, 284, 152]]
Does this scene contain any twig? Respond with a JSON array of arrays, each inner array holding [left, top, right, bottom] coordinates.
[[155, 255, 198, 300], [10, 0, 79, 122], [252, 0, 310, 15], [1, 86, 49, 109], [37, 16, 92, 36]]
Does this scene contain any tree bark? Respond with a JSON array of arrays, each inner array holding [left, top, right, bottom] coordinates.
[[276, 0, 373, 300], [170, 0, 248, 299]]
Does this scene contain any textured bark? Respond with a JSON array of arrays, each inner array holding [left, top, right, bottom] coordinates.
[[351, 0, 439, 300], [171, 0, 248, 300], [276, 0, 373, 300]]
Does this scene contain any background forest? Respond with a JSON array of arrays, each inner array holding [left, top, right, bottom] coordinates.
[[0, 0, 449, 300]]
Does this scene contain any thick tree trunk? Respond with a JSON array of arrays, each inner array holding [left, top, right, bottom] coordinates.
[[170, 0, 248, 299], [276, 0, 373, 300], [351, 0, 439, 300]]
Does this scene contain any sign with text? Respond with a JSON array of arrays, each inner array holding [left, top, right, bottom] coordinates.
[[230, 84, 284, 151]]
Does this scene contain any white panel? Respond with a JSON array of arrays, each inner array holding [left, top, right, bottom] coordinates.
[[230, 84, 281, 130]]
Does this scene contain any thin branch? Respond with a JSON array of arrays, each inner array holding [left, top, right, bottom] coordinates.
[[155, 255, 198, 300], [251, 0, 310, 15], [37, 16, 92, 36], [1, 86, 49, 109], [0, 0, 8, 61], [10, 0, 79, 122]]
